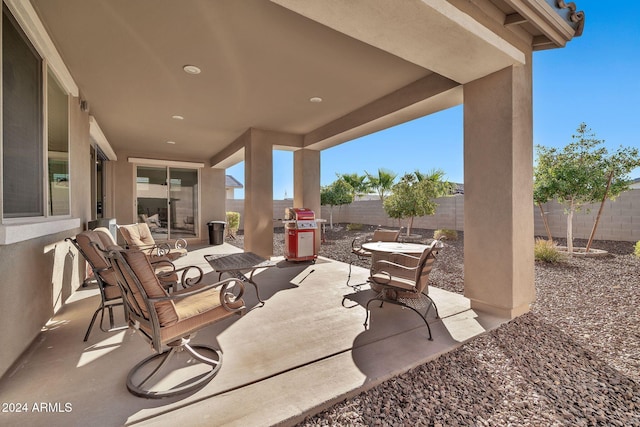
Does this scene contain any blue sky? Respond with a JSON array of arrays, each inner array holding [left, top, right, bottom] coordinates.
[[228, 2, 639, 199]]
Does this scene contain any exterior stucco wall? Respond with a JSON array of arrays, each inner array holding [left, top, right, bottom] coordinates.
[[112, 154, 136, 231], [110, 153, 227, 244], [202, 167, 228, 236], [0, 97, 89, 379]]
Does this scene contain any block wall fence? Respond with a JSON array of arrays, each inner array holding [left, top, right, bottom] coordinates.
[[225, 189, 640, 242]]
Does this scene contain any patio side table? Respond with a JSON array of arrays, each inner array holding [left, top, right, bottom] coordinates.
[[204, 252, 277, 307]]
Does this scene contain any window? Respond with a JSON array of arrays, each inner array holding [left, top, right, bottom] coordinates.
[[2, 5, 70, 219], [47, 70, 69, 215], [2, 5, 43, 218]]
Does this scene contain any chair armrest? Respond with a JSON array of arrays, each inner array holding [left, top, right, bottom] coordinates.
[[126, 242, 172, 256], [389, 252, 421, 261], [155, 265, 204, 287], [148, 277, 245, 313], [372, 259, 418, 274]]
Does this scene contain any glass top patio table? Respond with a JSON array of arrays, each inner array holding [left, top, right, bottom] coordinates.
[[204, 252, 277, 307], [361, 241, 428, 254]]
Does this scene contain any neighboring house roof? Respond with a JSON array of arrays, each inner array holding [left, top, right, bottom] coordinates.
[[629, 177, 640, 189], [225, 175, 243, 189]]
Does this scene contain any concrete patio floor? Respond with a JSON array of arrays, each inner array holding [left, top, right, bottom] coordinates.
[[0, 243, 509, 427]]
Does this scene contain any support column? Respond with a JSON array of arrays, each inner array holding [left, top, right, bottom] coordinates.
[[463, 59, 534, 318], [244, 129, 274, 257], [293, 149, 321, 248]]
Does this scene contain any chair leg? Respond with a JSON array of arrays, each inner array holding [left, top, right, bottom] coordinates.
[[363, 293, 436, 340], [126, 341, 223, 399], [83, 305, 103, 342], [84, 300, 126, 342], [346, 260, 369, 290]]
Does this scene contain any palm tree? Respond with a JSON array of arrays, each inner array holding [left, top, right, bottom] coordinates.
[[383, 168, 454, 235], [365, 168, 396, 202], [339, 173, 370, 201]]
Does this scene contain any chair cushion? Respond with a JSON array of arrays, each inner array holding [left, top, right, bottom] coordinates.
[[93, 227, 117, 247], [371, 229, 400, 242], [121, 249, 178, 327], [75, 231, 122, 299], [370, 272, 416, 291], [120, 223, 155, 247], [156, 283, 244, 345], [76, 231, 109, 271], [98, 269, 121, 299], [352, 247, 372, 257]]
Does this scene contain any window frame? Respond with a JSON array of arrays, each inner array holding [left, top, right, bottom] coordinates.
[[0, 0, 79, 243]]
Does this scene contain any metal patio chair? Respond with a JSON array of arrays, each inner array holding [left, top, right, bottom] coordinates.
[[106, 247, 246, 398], [364, 239, 443, 340], [118, 222, 187, 261], [68, 228, 197, 341], [346, 227, 402, 289]]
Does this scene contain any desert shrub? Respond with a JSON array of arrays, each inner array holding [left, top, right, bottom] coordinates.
[[635, 241, 640, 258], [434, 229, 458, 240], [534, 238, 565, 263], [346, 223, 363, 231], [226, 211, 240, 237]]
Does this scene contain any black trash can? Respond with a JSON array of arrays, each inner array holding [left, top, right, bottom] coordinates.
[[207, 221, 226, 245]]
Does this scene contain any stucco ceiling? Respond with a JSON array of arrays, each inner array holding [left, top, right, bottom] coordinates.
[[31, 0, 435, 163], [30, 0, 581, 166]]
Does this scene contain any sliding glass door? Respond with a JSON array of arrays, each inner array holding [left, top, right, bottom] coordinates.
[[136, 166, 198, 240]]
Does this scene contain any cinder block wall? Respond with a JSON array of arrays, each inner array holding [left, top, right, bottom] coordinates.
[[226, 190, 640, 242], [533, 189, 640, 242]]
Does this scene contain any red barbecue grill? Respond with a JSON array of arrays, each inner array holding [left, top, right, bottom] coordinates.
[[283, 208, 318, 262]]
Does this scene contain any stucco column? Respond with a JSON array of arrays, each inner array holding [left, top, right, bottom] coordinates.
[[293, 149, 321, 248], [244, 129, 274, 257], [463, 60, 535, 318]]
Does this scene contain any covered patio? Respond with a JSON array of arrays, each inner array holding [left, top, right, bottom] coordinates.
[[0, 244, 508, 426], [0, 0, 584, 414]]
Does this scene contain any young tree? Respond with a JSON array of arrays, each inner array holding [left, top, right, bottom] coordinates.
[[320, 178, 353, 229], [383, 169, 454, 235], [365, 168, 397, 202], [339, 173, 370, 201], [533, 169, 557, 242], [534, 123, 640, 253]]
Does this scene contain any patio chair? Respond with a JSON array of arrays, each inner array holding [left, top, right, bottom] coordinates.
[[68, 228, 199, 341], [118, 222, 187, 261], [346, 227, 402, 289], [106, 247, 246, 398], [364, 239, 443, 340]]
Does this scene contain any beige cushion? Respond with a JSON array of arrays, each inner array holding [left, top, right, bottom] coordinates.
[[133, 279, 244, 345], [371, 229, 400, 242], [93, 227, 117, 247], [120, 249, 178, 326], [119, 223, 155, 247], [76, 231, 121, 299]]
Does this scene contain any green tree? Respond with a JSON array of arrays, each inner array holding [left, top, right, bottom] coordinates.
[[320, 178, 353, 229], [365, 168, 397, 202], [534, 123, 640, 253], [533, 170, 556, 242], [339, 173, 370, 201], [383, 169, 454, 235]]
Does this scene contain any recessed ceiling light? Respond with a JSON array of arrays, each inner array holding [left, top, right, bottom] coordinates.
[[183, 65, 201, 75], [309, 97, 323, 103], [166, 140, 176, 145], [172, 115, 184, 120]]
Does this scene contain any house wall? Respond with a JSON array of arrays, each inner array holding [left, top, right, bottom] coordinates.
[[227, 189, 640, 243], [0, 97, 89, 379], [111, 154, 227, 243]]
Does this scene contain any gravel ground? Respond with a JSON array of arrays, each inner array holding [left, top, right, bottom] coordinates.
[[229, 225, 640, 426]]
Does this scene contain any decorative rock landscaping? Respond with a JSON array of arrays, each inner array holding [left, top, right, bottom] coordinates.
[[231, 226, 640, 426]]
